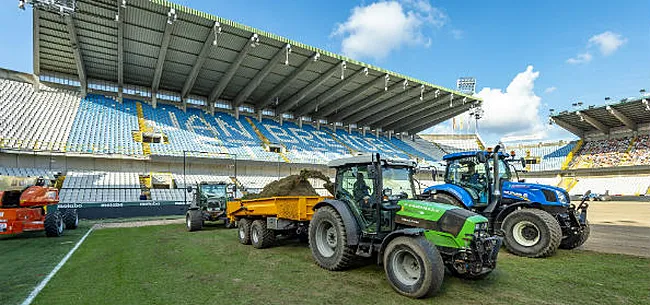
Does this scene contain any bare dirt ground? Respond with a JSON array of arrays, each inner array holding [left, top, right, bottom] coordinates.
[[93, 218, 184, 230], [581, 201, 650, 257]]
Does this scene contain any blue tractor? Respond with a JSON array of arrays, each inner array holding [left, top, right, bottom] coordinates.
[[423, 145, 590, 258]]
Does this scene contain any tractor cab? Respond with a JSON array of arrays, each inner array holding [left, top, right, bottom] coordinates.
[[190, 181, 235, 213], [329, 155, 418, 234], [439, 150, 519, 208]]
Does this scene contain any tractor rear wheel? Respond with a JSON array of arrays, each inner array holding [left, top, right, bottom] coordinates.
[[63, 209, 79, 230], [186, 210, 203, 232], [238, 218, 252, 245], [250, 219, 276, 249], [560, 220, 590, 249], [44, 211, 64, 237], [430, 193, 465, 208], [309, 206, 356, 270], [502, 209, 562, 258], [383, 236, 444, 298]]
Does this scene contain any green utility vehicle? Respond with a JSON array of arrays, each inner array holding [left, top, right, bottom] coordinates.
[[308, 154, 502, 298], [186, 181, 235, 231]]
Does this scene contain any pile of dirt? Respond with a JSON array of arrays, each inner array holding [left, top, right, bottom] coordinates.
[[242, 170, 334, 200]]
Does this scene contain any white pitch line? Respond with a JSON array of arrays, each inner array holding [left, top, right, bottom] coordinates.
[[21, 226, 95, 305]]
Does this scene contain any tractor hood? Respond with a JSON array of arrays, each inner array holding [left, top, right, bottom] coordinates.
[[396, 200, 488, 237], [502, 181, 570, 207]]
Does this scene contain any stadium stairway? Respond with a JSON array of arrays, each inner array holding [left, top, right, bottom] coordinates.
[[244, 117, 290, 163], [135, 102, 151, 156], [562, 140, 583, 170]]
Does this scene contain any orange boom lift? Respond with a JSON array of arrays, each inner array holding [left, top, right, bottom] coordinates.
[[0, 175, 78, 237]]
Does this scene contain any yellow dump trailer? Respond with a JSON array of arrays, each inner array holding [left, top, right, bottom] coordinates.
[[226, 196, 331, 248]]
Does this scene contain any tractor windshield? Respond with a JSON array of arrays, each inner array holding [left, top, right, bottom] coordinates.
[[200, 184, 227, 198], [488, 158, 512, 181], [382, 166, 415, 199]]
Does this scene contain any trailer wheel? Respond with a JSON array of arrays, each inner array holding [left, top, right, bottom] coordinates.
[[238, 218, 252, 245], [502, 209, 561, 258], [309, 206, 356, 271], [63, 209, 79, 230], [250, 219, 276, 249], [186, 210, 203, 232], [560, 220, 590, 249], [45, 211, 64, 237], [383, 236, 444, 298]]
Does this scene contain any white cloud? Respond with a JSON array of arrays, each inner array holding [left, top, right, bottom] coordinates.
[[544, 86, 557, 94], [588, 31, 627, 56], [332, 1, 447, 60], [566, 52, 592, 65], [475, 66, 546, 138], [451, 29, 463, 40]]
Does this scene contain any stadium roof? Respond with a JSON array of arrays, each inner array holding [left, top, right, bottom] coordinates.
[[550, 96, 650, 138], [30, 0, 480, 135]]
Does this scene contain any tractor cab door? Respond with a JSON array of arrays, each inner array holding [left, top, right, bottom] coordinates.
[[335, 164, 382, 232], [335, 164, 409, 234], [446, 157, 489, 206]]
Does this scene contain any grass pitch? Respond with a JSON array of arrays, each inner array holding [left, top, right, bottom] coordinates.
[[18, 223, 649, 305], [0, 224, 92, 305]]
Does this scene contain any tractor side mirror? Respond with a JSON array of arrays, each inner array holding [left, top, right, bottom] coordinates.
[[582, 190, 591, 199], [186, 186, 193, 193], [476, 152, 487, 163], [431, 167, 437, 181], [520, 157, 526, 168]]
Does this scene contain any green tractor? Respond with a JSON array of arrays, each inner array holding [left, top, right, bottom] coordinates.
[[185, 181, 236, 231], [309, 154, 501, 298]]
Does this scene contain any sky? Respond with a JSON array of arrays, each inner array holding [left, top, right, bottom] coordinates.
[[0, 0, 648, 145]]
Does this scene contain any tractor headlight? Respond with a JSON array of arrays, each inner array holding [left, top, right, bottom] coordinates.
[[474, 222, 489, 238], [555, 190, 567, 204]]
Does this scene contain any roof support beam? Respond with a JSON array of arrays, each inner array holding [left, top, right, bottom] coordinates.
[[152, 8, 176, 94], [182, 22, 220, 100], [116, 2, 125, 102], [606, 105, 636, 131], [64, 15, 86, 96], [316, 74, 387, 118], [277, 61, 345, 114], [343, 85, 414, 125], [404, 103, 475, 134], [550, 117, 584, 138], [328, 80, 404, 122], [294, 67, 368, 116], [33, 9, 40, 76], [352, 88, 423, 126], [577, 111, 609, 134], [233, 43, 290, 107], [209, 33, 259, 111], [382, 92, 451, 130], [257, 52, 320, 109]]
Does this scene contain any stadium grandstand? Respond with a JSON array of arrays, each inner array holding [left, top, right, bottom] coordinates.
[[0, 0, 481, 217]]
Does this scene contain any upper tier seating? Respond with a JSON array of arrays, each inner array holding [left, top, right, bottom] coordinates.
[[0, 79, 80, 151], [509, 141, 576, 171], [571, 134, 650, 168]]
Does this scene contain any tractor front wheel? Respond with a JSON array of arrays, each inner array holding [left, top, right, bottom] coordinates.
[[250, 219, 276, 249], [186, 210, 203, 232], [63, 209, 79, 230], [238, 218, 252, 245], [309, 206, 356, 270], [44, 211, 64, 237], [502, 209, 562, 258], [383, 236, 444, 298], [560, 220, 590, 249]]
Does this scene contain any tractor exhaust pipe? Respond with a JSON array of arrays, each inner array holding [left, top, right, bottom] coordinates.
[[485, 145, 501, 214]]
